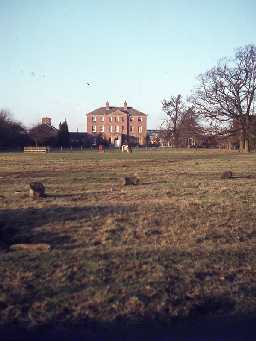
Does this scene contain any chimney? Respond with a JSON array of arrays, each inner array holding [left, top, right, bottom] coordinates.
[[106, 101, 110, 110], [42, 117, 52, 126], [124, 101, 127, 110]]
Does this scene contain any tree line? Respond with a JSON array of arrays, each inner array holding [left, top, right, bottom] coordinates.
[[161, 44, 256, 152], [0, 111, 70, 150]]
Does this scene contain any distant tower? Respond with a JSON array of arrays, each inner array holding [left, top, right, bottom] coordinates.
[[124, 101, 128, 110], [42, 117, 52, 126], [106, 101, 110, 110]]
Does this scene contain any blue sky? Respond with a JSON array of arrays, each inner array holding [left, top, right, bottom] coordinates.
[[1, 0, 256, 131]]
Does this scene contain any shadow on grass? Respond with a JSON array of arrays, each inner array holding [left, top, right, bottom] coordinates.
[[46, 193, 84, 199], [0, 170, 65, 180], [1, 313, 256, 341], [1, 205, 256, 340], [0, 205, 136, 247], [232, 174, 256, 179]]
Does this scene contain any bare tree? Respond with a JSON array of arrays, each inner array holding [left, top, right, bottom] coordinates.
[[162, 95, 185, 147], [191, 45, 256, 152], [161, 95, 201, 147], [29, 124, 57, 147]]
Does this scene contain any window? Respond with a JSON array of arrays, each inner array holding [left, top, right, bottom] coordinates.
[[138, 117, 143, 122], [130, 126, 133, 132], [110, 126, 113, 133], [92, 126, 96, 132], [114, 117, 117, 122], [100, 126, 104, 132], [109, 116, 112, 122], [117, 116, 120, 122], [130, 117, 134, 122], [138, 126, 143, 133], [122, 117, 125, 122], [100, 116, 104, 122], [115, 126, 119, 133], [122, 126, 125, 131], [92, 116, 96, 122]]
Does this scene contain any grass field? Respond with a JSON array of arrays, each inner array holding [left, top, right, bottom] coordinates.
[[0, 149, 256, 336]]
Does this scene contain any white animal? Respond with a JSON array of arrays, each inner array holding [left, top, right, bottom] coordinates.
[[121, 144, 132, 153]]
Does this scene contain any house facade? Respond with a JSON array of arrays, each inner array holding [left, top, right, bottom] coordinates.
[[86, 101, 147, 146]]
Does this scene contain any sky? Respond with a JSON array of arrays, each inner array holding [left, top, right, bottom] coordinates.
[[0, 0, 256, 131]]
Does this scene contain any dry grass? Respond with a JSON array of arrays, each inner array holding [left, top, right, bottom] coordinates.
[[0, 148, 256, 330]]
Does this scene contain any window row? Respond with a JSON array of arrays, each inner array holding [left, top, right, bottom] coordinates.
[[92, 126, 124, 133], [130, 126, 143, 133], [92, 116, 124, 123], [92, 126, 143, 133], [92, 116, 143, 122], [130, 117, 143, 122]]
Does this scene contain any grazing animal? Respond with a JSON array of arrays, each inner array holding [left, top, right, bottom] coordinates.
[[123, 176, 139, 186], [121, 144, 132, 153], [221, 170, 233, 179], [29, 182, 45, 199]]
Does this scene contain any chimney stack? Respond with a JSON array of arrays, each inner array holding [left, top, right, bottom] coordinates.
[[106, 101, 110, 110], [124, 100, 128, 110], [42, 117, 52, 126]]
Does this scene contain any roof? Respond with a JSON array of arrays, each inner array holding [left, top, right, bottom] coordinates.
[[147, 129, 161, 134], [38, 123, 58, 132], [87, 106, 147, 117], [69, 132, 92, 137]]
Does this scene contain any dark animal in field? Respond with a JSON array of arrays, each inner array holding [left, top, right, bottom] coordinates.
[[29, 182, 45, 199], [123, 176, 139, 186], [221, 170, 233, 179]]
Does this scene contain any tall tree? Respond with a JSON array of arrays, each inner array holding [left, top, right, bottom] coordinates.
[[57, 120, 70, 147], [162, 95, 185, 147], [191, 45, 256, 152], [161, 95, 201, 147]]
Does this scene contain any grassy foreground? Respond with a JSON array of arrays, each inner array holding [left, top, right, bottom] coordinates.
[[0, 149, 256, 333]]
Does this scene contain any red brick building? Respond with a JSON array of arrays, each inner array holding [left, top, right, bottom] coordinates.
[[86, 101, 147, 146], [41, 117, 52, 126]]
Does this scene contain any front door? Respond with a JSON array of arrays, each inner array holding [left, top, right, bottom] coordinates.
[[114, 136, 121, 147]]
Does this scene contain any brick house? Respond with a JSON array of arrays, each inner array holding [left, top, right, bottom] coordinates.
[[86, 101, 147, 146]]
